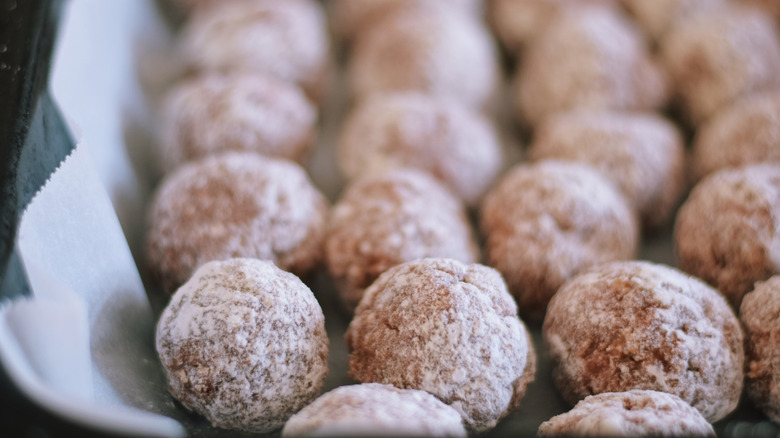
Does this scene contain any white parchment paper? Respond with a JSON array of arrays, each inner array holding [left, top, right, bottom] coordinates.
[[0, 0, 185, 436], [1, 139, 184, 437]]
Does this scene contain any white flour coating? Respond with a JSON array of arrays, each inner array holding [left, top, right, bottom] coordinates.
[[741, 276, 780, 423], [543, 261, 744, 422], [480, 161, 638, 320], [348, 4, 499, 108], [332, 0, 482, 40], [178, 0, 330, 101], [623, 0, 727, 42], [692, 91, 780, 182], [146, 152, 328, 292], [515, 5, 667, 126], [346, 258, 536, 432], [488, 0, 617, 53], [529, 111, 685, 228], [159, 72, 317, 172], [338, 93, 502, 206], [282, 383, 466, 437], [660, 3, 780, 125], [538, 390, 715, 437], [325, 169, 478, 312], [155, 258, 329, 433], [674, 164, 780, 309]]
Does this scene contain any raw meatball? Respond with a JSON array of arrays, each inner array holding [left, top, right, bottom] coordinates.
[[146, 152, 327, 293], [538, 390, 715, 437], [346, 258, 536, 432], [543, 260, 744, 422], [692, 91, 780, 182], [158, 72, 316, 172], [156, 258, 329, 433], [660, 3, 780, 125], [514, 6, 667, 127], [337, 93, 502, 207], [282, 383, 466, 437], [741, 276, 780, 423], [177, 0, 330, 102], [348, 5, 499, 108], [674, 164, 780, 309], [325, 169, 478, 313], [529, 111, 685, 228], [480, 160, 638, 320]]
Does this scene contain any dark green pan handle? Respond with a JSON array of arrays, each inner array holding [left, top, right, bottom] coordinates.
[[0, 0, 73, 301]]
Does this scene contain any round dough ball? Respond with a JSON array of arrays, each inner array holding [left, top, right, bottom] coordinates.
[[332, 0, 483, 41], [621, 0, 727, 42], [325, 169, 478, 313], [177, 0, 330, 102], [660, 3, 780, 125], [514, 6, 667, 127], [155, 258, 329, 433], [337, 93, 502, 206], [741, 276, 780, 423], [529, 111, 686, 228], [543, 260, 745, 422], [282, 383, 467, 437], [674, 164, 780, 309], [348, 5, 499, 109], [146, 152, 328, 293], [538, 390, 715, 437], [692, 91, 780, 182], [346, 258, 536, 432], [158, 72, 317, 172], [480, 161, 639, 320], [488, 0, 617, 54]]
